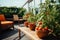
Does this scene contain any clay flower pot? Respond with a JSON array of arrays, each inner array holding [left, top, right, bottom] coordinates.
[[35, 27, 49, 39], [24, 21, 29, 27], [36, 30, 49, 39], [28, 23, 36, 30]]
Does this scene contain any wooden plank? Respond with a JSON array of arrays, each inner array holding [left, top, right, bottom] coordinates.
[[18, 29, 21, 40], [18, 27, 42, 40]]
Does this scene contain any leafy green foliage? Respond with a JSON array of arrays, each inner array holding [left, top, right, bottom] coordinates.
[[36, 0, 60, 36], [0, 7, 26, 18]]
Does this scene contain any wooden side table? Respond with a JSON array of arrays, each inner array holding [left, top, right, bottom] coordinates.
[[18, 27, 42, 40]]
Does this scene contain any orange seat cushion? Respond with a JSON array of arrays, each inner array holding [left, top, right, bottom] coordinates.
[[1, 21, 13, 29], [1, 21, 13, 24]]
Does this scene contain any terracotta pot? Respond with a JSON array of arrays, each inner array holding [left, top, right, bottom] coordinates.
[[28, 23, 36, 30], [24, 21, 29, 27], [36, 30, 49, 39]]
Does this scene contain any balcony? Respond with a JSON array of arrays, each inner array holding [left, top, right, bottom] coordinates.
[[0, 0, 60, 40]]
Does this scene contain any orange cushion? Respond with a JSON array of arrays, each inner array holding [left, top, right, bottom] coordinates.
[[0, 14, 5, 21], [1, 21, 13, 24], [1, 21, 13, 29]]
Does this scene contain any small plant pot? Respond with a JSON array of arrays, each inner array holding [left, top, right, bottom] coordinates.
[[28, 23, 36, 30], [36, 30, 49, 39], [24, 21, 29, 27]]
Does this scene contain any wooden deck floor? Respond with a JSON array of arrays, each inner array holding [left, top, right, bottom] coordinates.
[[0, 24, 31, 40], [0, 24, 60, 40]]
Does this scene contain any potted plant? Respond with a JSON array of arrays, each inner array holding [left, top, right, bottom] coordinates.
[[23, 12, 32, 27], [35, 0, 60, 38], [35, 21, 52, 38], [24, 21, 29, 27], [28, 22, 36, 30], [27, 13, 37, 30]]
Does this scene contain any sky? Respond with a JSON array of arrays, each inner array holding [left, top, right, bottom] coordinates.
[[0, 0, 45, 10], [0, 0, 27, 7], [0, 0, 42, 7]]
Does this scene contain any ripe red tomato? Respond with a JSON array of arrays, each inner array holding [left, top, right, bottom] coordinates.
[[38, 27, 42, 30], [38, 21, 43, 25], [44, 27, 48, 30], [36, 27, 39, 30], [42, 28, 45, 32]]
